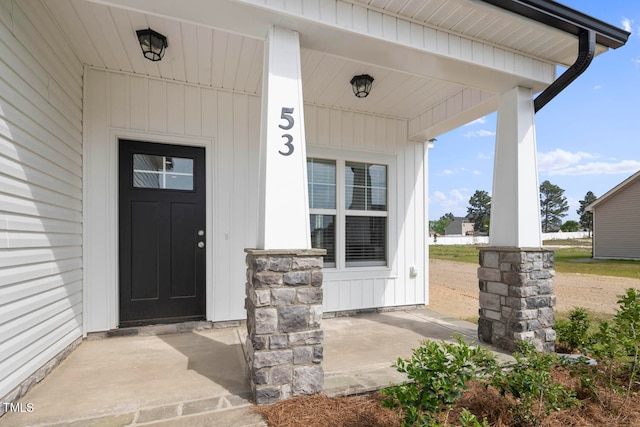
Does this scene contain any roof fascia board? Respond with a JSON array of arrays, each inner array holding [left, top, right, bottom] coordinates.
[[586, 170, 640, 211], [480, 0, 630, 49]]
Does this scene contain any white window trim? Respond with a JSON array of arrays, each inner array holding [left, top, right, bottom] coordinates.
[[307, 147, 396, 275]]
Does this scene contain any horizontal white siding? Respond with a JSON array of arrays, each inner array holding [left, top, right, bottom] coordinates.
[[0, 0, 83, 399], [593, 177, 640, 260], [305, 105, 427, 312]]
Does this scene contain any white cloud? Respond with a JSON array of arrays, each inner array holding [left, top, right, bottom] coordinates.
[[464, 117, 486, 126], [538, 149, 640, 176], [622, 17, 632, 33], [449, 189, 466, 200], [477, 152, 492, 160], [593, 85, 602, 91], [433, 191, 446, 201], [464, 129, 495, 138], [473, 170, 481, 175], [548, 160, 640, 176], [537, 149, 597, 172], [431, 189, 469, 213], [442, 169, 454, 175]]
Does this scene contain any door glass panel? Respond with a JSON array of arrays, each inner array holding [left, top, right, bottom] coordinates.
[[133, 154, 194, 190]]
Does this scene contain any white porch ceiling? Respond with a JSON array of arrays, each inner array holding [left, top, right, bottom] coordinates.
[[42, 0, 474, 121], [39, 0, 599, 129]]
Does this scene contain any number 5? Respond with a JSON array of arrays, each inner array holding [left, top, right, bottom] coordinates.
[[279, 107, 294, 130]]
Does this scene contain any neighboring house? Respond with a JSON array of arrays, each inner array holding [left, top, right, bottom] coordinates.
[[0, 0, 627, 409], [445, 217, 474, 236], [587, 171, 640, 260]]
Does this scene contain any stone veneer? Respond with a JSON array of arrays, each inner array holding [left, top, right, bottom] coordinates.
[[244, 248, 326, 404], [477, 247, 556, 353]]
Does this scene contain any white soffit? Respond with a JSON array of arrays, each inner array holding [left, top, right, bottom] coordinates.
[[37, 0, 599, 135], [351, 0, 608, 67]]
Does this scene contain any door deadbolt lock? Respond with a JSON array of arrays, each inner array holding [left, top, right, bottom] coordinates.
[[198, 230, 204, 236], [197, 241, 205, 248]]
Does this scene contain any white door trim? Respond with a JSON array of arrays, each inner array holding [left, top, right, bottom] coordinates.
[[83, 127, 214, 334]]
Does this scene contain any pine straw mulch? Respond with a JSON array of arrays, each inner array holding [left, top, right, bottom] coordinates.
[[254, 393, 399, 427], [254, 367, 640, 427]]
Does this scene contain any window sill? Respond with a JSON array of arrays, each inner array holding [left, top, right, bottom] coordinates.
[[321, 267, 398, 280]]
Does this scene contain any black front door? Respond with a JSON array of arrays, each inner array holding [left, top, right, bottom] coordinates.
[[119, 140, 206, 326]]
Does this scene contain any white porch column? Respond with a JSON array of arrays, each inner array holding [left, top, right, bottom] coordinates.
[[257, 26, 310, 250], [248, 28, 325, 404], [489, 86, 542, 248], [479, 87, 555, 353]]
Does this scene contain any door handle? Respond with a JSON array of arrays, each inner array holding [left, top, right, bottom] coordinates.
[[197, 241, 205, 249]]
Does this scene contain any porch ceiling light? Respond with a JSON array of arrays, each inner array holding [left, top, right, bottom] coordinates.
[[350, 74, 374, 98], [136, 28, 168, 62]]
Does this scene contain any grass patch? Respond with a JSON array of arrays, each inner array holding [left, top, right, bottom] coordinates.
[[430, 245, 640, 280], [543, 238, 592, 247], [429, 245, 481, 264], [554, 247, 640, 279]]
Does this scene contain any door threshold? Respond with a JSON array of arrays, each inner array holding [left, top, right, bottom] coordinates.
[[87, 320, 214, 340]]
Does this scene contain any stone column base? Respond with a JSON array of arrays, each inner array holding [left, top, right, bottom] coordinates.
[[244, 248, 326, 404], [477, 247, 556, 353]]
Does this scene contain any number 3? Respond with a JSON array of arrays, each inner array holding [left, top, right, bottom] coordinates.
[[279, 134, 294, 156]]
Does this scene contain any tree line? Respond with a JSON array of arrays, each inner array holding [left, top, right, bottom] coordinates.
[[430, 182, 596, 235]]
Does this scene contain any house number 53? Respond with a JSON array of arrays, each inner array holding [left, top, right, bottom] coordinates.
[[278, 107, 294, 156]]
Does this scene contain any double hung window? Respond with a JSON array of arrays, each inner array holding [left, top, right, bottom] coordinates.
[[308, 158, 388, 268]]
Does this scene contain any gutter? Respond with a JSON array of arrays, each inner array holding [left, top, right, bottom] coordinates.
[[534, 29, 594, 112], [480, 0, 629, 49], [480, 0, 630, 112]]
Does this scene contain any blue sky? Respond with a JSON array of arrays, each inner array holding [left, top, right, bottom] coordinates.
[[428, 1, 640, 222]]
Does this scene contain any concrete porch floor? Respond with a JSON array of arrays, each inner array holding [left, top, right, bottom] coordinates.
[[1, 308, 508, 427]]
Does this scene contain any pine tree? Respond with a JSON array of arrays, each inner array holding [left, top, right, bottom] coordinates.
[[540, 180, 569, 233], [577, 191, 597, 237], [467, 190, 491, 233]]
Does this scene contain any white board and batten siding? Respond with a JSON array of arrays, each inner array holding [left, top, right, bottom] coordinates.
[[0, 1, 83, 399], [84, 69, 427, 331], [84, 68, 261, 331], [592, 176, 640, 260], [305, 105, 428, 313]]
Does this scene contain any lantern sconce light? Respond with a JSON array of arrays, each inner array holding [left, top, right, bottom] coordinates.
[[350, 74, 374, 98], [136, 28, 168, 62]]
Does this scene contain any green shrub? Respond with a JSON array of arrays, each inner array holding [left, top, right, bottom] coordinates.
[[483, 342, 578, 426], [381, 337, 493, 426], [584, 288, 640, 409], [459, 408, 490, 427], [555, 307, 591, 353]]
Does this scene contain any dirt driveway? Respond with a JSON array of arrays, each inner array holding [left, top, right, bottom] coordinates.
[[429, 259, 640, 320]]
